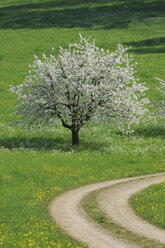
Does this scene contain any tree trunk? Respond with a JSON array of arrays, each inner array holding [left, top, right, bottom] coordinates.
[[72, 129, 79, 145]]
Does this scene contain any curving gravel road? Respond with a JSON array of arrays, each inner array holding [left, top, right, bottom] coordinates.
[[98, 174, 165, 244], [49, 173, 165, 248]]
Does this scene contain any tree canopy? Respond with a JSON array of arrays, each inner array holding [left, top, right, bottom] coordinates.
[[10, 34, 150, 145], [153, 78, 165, 116]]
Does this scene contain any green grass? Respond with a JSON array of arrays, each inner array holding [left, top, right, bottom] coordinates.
[[131, 182, 165, 230], [0, 0, 165, 247]]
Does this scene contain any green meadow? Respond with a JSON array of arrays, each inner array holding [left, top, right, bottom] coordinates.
[[0, 0, 165, 247], [131, 181, 165, 230]]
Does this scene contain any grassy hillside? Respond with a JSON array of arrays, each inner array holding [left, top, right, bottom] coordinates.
[[0, 0, 165, 247]]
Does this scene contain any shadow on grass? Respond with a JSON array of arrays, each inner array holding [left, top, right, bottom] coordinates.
[[134, 126, 165, 138], [114, 125, 165, 138], [0, 0, 164, 30], [124, 37, 165, 54], [0, 136, 108, 152], [0, 136, 70, 152], [0, 125, 164, 153]]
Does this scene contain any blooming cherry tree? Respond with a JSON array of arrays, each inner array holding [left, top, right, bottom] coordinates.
[[10, 34, 150, 145], [153, 77, 165, 115]]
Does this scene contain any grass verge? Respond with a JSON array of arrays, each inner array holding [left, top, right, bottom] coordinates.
[[131, 182, 165, 230]]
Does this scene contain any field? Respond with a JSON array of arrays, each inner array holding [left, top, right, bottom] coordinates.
[[0, 0, 165, 247], [131, 181, 165, 230]]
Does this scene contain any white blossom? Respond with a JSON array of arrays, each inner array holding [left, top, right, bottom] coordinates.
[[153, 77, 165, 115], [10, 34, 150, 145]]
